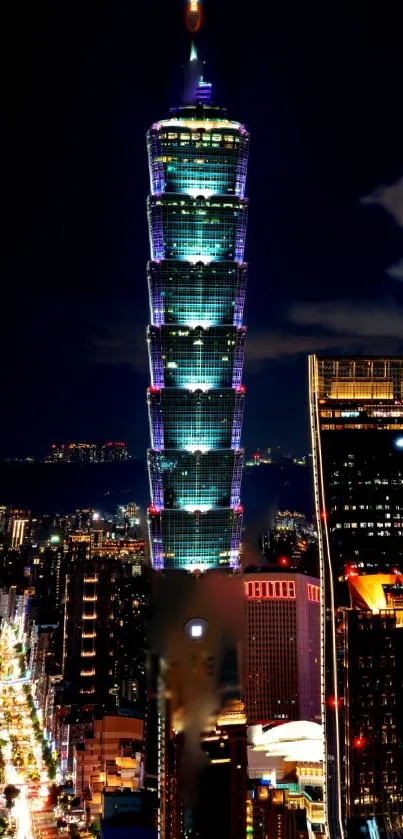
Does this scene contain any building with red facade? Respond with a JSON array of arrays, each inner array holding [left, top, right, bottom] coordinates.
[[243, 570, 321, 726]]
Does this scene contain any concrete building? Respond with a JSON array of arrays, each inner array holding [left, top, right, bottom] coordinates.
[[73, 714, 144, 823]]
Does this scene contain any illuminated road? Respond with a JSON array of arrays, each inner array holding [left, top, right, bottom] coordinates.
[[0, 621, 57, 839]]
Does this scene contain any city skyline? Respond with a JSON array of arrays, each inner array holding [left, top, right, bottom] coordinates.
[[3, 2, 403, 461], [4, 5, 403, 838]]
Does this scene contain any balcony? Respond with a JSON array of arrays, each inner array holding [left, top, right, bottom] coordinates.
[[80, 669, 96, 677]]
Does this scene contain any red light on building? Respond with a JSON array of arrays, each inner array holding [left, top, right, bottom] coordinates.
[[252, 451, 260, 461], [353, 736, 366, 749], [320, 510, 328, 520], [149, 386, 161, 394], [245, 579, 296, 601], [237, 385, 246, 394], [307, 583, 321, 603], [148, 505, 160, 515], [279, 556, 289, 566], [345, 565, 358, 578], [328, 696, 342, 709]]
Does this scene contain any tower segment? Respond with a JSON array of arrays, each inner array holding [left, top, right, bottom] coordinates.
[[146, 44, 249, 570]]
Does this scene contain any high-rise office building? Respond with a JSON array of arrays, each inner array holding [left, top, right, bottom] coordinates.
[[62, 535, 149, 712], [309, 356, 403, 839], [243, 570, 321, 726], [60, 535, 149, 780], [146, 34, 249, 571], [62, 535, 114, 703]]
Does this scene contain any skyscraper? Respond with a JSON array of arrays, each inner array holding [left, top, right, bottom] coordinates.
[[62, 535, 114, 704], [146, 36, 249, 571], [309, 356, 403, 839], [243, 569, 321, 726]]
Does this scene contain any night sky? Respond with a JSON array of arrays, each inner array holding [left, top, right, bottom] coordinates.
[[3, 0, 403, 460]]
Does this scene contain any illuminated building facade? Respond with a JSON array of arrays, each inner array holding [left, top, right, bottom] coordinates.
[[243, 570, 321, 726], [11, 516, 29, 547], [73, 714, 144, 821], [146, 43, 249, 570], [60, 536, 149, 778], [62, 536, 149, 713], [309, 356, 403, 839], [62, 535, 114, 703]]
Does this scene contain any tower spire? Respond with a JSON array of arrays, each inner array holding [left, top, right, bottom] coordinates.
[[182, 4, 212, 105], [190, 40, 198, 62]]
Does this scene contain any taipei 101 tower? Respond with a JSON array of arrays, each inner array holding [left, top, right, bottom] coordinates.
[[146, 1, 249, 572]]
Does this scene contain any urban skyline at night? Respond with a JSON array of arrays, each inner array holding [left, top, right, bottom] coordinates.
[[3, 1, 403, 462], [3, 4, 403, 839]]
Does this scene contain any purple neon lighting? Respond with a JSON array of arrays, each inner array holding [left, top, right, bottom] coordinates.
[[147, 132, 166, 194], [148, 329, 164, 388], [235, 208, 248, 263], [148, 452, 165, 509], [148, 266, 165, 326], [151, 476, 164, 509], [148, 202, 165, 261], [232, 329, 246, 388], [229, 511, 243, 570], [235, 143, 249, 199], [151, 162, 165, 194], [148, 393, 164, 449], [233, 270, 246, 327], [231, 393, 244, 449], [150, 300, 164, 327], [148, 514, 164, 570], [230, 453, 244, 508]]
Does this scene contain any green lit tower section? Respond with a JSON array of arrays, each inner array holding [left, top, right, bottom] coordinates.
[[146, 42, 249, 571]]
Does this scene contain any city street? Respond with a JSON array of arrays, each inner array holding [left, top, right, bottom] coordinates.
[[0, 621, 58, 839]]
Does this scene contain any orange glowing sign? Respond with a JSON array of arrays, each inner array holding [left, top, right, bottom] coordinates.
[[186, 0, 203, 33]]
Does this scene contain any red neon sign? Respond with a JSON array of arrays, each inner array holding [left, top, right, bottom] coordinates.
[[245, 580, 296, 600], [307, 583, 321, 603]]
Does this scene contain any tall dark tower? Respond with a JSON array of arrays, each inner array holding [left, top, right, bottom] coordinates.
[[309, 356, 403, 839], [146, 9, 249, 571]]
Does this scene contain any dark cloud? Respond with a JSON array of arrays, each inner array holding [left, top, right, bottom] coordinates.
[[386, 258, 403, 281], [289, 297, 403, 339], [361, 177, 403, 229], [244, 298, 403, 365], [245, 331, 365, 363]]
